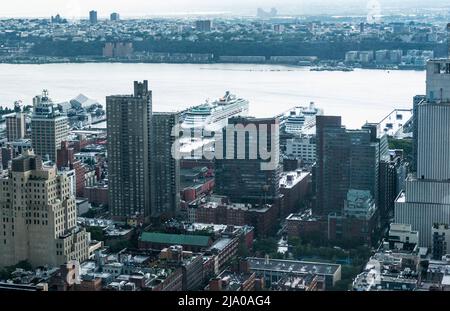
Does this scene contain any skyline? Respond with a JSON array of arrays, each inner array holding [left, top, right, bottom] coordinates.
[[0, 0, 449, 18], [1, 0, 450, 296]]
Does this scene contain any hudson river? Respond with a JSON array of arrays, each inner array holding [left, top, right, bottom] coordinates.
[[0, 63, 425, 128]]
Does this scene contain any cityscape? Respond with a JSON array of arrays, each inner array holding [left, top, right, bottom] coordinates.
[[1, 1, 450, 305]]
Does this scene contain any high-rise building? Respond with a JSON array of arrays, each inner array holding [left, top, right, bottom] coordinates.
[[1, 146, 13, 170], [426, 59, 450, 104], [431, 223, 450, 260], [378, 154, 408, 226], [110, 12, 120, 21], [315, 116, 380, 217], [152, 112, 180, 218], [31, 91, 69, 162], [195, 20, 212, 32], [395, 59, 450, 247], [5, 112, 26, 142], [89, 10, 98, 24], [107, 81, 152, 220], [0, 150, 89, 268], [215, 116, 282, 205]]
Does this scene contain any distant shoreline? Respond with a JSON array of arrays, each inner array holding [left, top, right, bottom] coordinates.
[[0, 60, 426, 71]]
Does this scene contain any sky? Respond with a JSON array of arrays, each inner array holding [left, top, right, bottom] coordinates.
[[0, 0, 447, 18]]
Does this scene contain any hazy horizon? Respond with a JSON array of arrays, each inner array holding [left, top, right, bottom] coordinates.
[[0, 0, 449, 18]]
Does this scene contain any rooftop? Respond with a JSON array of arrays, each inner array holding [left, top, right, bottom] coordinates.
[[139, 232, 211, 247], [286, 209, 321, 222], [208, 238, 232, 252], [279, 170, 310, 189], [247, 257, 340, 276]]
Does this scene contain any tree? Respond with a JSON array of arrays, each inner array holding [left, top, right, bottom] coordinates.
[[237, 242, 250, 258], [87, 226, 105, 241], [15, 260, 33, 271], [253, 237, 278, 256], [388, 137, 413, 161], [109, 240, 134, 253], [331, 265, 361, 291]]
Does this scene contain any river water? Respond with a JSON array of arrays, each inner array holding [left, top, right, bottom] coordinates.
[[0, 63, 425, 128]]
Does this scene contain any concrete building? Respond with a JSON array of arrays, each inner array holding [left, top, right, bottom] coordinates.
[[315, 116, 380, 217], [207, 270, 257, 291], [84, 183, 108, 206], [343, 190, 377, 221], [285, 135, 316, 164], [247, 257, 341, 290], [395, 59, 450, 248], [0, 150, 89, 268], [279, 170, 311, 216], [359, 51, 374, 64], [31, 91, 69, 162], [286, 210, 326, 240], [426, 59, 450, 103], [89, 11, 98, 24], [152, 112, 180, 218], [378, 153, 406, 226], [195, 200, 277, 236], [57, 141, 86, 197], [345, 51, 359, 63], [1, 146, 13, 169], [353, 248, 420, 291], [5, 112, 26, 142], [195, 20, 212, 32], [138, 232, 213, 252], [432, 224, 450, 260], [110, 13, 120, 21], [388, 223, 419, 250], [103, 42, 133, 58], [107, 81, 153, 221], [215, 116, 282, 205]]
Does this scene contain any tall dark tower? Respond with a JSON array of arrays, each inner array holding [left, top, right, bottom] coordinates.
[[107, 81, 153, 221], [315, 116, 379, 217], [214, 116, 282, 205], [89, 10, 98, 24], [152, 112, 180, 218]]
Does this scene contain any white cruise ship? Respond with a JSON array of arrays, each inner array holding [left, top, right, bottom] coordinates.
[[282, 102, 323, 135], [181, 92, 249, 134]]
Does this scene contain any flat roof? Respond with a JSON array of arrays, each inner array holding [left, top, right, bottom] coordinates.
[[247, 257, 340, 276], [209, 238, 232, 252], [139, 232, 211, 247], [280, 171, 310, 189]]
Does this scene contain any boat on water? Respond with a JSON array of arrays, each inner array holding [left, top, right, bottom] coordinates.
[[310, 66, 354, 72], [281, 102, 324, 135], [181, 91, 249, 134]]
